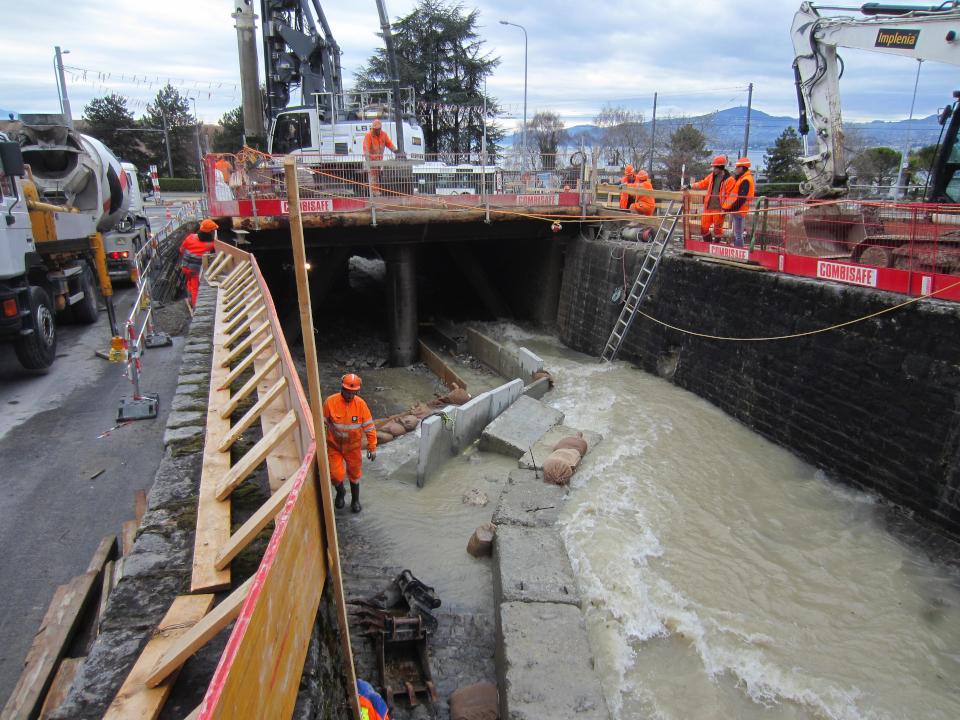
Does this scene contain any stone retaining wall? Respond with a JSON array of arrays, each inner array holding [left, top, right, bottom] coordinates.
[[557, 233, 960, 541]]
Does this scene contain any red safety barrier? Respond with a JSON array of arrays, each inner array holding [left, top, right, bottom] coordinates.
[[682, 193, 960, 302]]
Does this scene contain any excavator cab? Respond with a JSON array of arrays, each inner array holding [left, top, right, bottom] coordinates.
[[269, 110, 313, 155]]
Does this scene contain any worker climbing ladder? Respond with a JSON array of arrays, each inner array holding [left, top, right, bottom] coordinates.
[[601, 202, 681, 362]]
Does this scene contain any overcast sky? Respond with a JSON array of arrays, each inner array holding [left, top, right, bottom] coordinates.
[[2, 0, 957, 130]]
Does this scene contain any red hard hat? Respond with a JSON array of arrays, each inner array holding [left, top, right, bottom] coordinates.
[[341, 373, 362, 391], [625, 164, 634, 174], [711, 155, 727, 167], [199, 218, 219, 232], [635, 169, 649, 181], [735, 157, 751, 168]]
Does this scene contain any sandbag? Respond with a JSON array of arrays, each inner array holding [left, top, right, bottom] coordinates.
[[400, 414, 419, 431], [436, 383, 471, 406], [376, 430, 394, 445], [449, 682, 499, 720], [532, 369, 554, 388], [543, 448, 582, 486], [383, 421, 406, 437], [553, 432, 588, 456], [409, 401, 434, 418]]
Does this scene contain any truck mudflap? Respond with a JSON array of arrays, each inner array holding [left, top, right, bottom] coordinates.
[[0, 281, 30, 339]]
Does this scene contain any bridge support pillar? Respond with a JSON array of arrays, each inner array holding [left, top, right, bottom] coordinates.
[[387, 244, 418, 366]]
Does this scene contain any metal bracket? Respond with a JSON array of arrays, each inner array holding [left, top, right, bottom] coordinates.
[[117, 392, 160, 421]]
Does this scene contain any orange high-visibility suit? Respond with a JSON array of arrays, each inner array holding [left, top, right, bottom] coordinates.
[[692, 169, 732, 240], [721, 169, 756, 217], [323, 393, 377, 486], [363, 127, 397, 195], [630, 178, 655, 216], [179, 233, 214, 306], [619, 167, 639, 210]]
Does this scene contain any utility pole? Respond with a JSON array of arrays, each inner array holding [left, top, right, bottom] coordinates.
[[742, 82, 754, 159], [893, 59, 923, 199], [191, 98, 206, 198], [232, 0, 266, 142], [54, 46, 73, 128], [161, 113, 174, 178], [648, 91, 657, 176]]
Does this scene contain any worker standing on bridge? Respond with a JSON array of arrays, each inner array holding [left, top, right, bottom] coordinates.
[[363, 119, 397, 196], [691, 156, 731, 243], [619, 164, 639, 210], [722, 157, 756, 248], [323, 373, 377, 513], [630, 169, 656, 216], [179, 218, 217, 307]]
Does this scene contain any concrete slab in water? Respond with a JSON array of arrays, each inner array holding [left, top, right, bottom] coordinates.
[[494, 525, 579, 606], [496, 601, 609, 720], [518, 425, 603, 471], [480, 396, 564, 458], [492, 469, 567, 528]]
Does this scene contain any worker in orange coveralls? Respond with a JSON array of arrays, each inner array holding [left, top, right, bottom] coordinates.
[[362, 118, 397, 196], [179, 218, 217, 307], [691, 155, 732, 242], [722, 157, 756, 248], [323, 373, 377, 513], [619, 164, 639, 209], [358, 679, 389, 720], [630, 169, 656, 216]]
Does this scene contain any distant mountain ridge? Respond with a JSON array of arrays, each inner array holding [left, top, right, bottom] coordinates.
[[506, 106, 943, 160]]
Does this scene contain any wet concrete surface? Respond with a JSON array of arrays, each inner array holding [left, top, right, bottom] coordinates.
[[0, 290, 188, 703]]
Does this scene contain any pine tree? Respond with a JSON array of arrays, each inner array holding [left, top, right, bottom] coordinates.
[[355, 0, 501, 155], [659, 124, 710, 189], [765, 126, 805, 197], [82, 94, 146, 167], [142, 84, 197, 177], [213, 107, 245, 153]]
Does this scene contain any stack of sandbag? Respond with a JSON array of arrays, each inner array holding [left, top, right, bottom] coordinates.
[[427, 382, 471, 409], [372, 384, 472, 445], [542, 432, 589, 486], [376, 414, 419, 444]]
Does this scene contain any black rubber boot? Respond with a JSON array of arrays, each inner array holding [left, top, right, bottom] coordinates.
[[350, 482, 362, 513], [334, 483, 345, 509]]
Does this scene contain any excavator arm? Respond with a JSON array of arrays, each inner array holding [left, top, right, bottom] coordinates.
[[791, 1, 960, 198]]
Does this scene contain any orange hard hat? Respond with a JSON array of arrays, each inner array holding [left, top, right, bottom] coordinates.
[[199, 218, 219, 232], [371, 119, 382, 129], [625, 164, 634, 174], [735, 157, 751, 168], [635, 169, 649, 181], [341, 373, 362, 391], [711, 155, 727, 167]]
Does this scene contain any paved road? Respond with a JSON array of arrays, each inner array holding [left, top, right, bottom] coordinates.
[[0, 287, 187, 704]]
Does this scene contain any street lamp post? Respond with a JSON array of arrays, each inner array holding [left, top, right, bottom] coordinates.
[[54, 46, 73, 128], [499, 20, 528, 180], [190, 98, 206, 198]]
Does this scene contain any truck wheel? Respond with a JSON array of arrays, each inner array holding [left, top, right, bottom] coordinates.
[[72, 263, 100, 324], [14, 287, 57, 370]]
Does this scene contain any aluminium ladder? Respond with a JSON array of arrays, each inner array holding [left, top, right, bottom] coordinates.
[[600, 202, 681, 362]]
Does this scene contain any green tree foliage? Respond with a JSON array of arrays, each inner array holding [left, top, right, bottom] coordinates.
[[906, 144, 939, 192], [142, 84, 198, 177], [82, 94, 146, 167], [594, 104, 649, 169], [354, 0, 501, 155], [525, 111, 567, 170], [851, 146, 901, 187], [213, 106, 245, 153], [764, 126, 805, 196], [660, 123, 710, 189]]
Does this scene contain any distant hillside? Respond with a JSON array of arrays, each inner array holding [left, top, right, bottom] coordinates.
[[505, 106, 943, 163]]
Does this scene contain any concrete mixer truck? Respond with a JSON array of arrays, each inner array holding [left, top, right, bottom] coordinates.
[[0, 115, 125, 370]]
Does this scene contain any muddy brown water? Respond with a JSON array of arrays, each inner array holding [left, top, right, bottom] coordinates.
[[477, 325, 960, 720]]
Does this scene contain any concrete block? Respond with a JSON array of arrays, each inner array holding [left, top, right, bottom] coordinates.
[[521, 376, 551, 400], [492, 469, 567, 528], [171, 392, 205, 412], [480, 395, 564, 458], [519, 426, 603, 471], [416, 405, 458, 487], [166, 410, 205, 430], [163, 424, 204, 451], [468, 327, 502, 372], [177, 372, 209, 386], [494, 526, 578, 606], [518, 348, 544, 379], [452, 391, 493, 452], [499, 353, 523, 381], [488, 378, 524, 421], [497, 601, 609, 720]]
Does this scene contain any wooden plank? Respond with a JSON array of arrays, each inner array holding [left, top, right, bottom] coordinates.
[[38, 657, 83, 720], [219, 262, 251, 292], [220, 321, 269, 368], [222, 298, 264, 336], [145, 579, 253, 689], [102, 594, 215, 720], [223, 306, 267, 348], [419, 340, 468, 391], [191, 291, 235, 594], [1, 572, 98, 720], [184, 706, 201, 720], [134, 490, 147, 525], [219, 354, 281, 420], [95, 560, 115, 635], [214, 410, 299, 501], [217, 377, 287, 453], [221, 287, 260, 324], [214, 470, 299, 570], [252, 352, 304, 494], [596, 183, 687, 202], [85, 535, 117, 574], [204, 252, 230, 282], [223, 277, 256, 307], [219, 339, 273, 390], [121, 521, 138, 557]]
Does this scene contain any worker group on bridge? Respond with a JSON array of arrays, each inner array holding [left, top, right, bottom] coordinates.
[[620, 155, 755, 247]]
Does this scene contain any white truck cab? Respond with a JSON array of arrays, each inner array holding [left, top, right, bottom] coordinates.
[[102, 162, 151, 282]]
